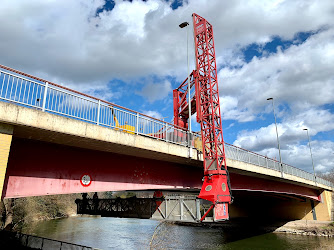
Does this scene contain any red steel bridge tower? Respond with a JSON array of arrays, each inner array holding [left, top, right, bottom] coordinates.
[[173, 13, 232, 221]]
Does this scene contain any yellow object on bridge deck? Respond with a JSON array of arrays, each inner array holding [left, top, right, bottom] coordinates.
[[115, 124, 135, 134], [112, 111, 135, 134], [194, 136, 202, 152]]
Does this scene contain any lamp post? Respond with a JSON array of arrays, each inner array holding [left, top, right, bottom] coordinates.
[[267, 97, 283, 176], [303, 128, 316, 182], [179, 21, 191, 134], [179, 21, 192, 157]]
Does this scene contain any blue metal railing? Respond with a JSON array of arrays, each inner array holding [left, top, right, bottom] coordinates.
[[0, 68, 189, 146]]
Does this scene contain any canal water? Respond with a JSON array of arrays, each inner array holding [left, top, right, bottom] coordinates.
[[22, 217, 334, 249]]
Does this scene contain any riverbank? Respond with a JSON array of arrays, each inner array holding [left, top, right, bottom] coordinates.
[[0, 194, 81, 230], [172, 219, 334, 238], [274, 220, 334, 237]]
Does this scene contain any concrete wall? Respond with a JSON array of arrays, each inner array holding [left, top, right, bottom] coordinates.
[[311, 190, 333, 221], [0, 124, 13, 200]]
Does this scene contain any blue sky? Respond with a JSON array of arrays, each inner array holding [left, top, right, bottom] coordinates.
[[0, 0, 333, 173]]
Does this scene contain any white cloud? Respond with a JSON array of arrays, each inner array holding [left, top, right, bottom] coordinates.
[[219, 28, 334, 119], [212, 3, 334, 173], [233, 108, 334, 172], [220, 96, 256, 122], [283, 140, 334, 173], [143, 110, 163, 119], [1, 0, 334, 86], [234, 108, 334, 150], [138, 79, 172, 103]]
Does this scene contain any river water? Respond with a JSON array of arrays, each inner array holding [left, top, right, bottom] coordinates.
[[22, 217, 334, 249]]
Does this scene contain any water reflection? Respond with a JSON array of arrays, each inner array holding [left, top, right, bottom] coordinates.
[[22, 217, 334, 250]]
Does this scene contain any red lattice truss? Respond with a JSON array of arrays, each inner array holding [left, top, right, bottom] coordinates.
[[173, 13, 232, 221]]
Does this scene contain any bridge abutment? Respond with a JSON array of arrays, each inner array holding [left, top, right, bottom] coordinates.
[[228, 190, 333, 221], [0, 123, 13, 200]]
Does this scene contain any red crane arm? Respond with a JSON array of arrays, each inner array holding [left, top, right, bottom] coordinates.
[[192, 13, 226, 173], [173, 13, 232, 221]]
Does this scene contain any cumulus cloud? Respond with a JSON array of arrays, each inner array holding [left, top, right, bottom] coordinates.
[[234, 108, 334, 149], [219, 28, 334, 119], [283, 140, 334, 173], [143, 110, 163, 119], [220, 24, 334, 172], [233, 108, 334, 172], [137, 79, 172, 103], [1, 0, 334, 86], [220, 96, 256, 122]]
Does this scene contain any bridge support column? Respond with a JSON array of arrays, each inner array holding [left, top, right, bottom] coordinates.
[[315, 190, 333, 221], [302, 190, 333, 221], [0, 124, 13, 200]]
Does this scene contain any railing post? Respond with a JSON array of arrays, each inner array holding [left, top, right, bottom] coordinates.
[[188, 131, 192, 158], [42, 82, 48, 112], [136, 113, 139, 135], [96, 100, 101, 125], [280, 163, 284, 178], [165, 123, 168, 142]]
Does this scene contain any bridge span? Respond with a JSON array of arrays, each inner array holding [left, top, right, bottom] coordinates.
[[0, 66, 333, 221]]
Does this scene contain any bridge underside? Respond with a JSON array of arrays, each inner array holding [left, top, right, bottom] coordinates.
[[75, 192, 323, 222], [3, 138, 321, 204]]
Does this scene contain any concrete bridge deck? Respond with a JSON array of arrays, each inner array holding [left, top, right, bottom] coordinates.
[[0, 101, 332, 193]]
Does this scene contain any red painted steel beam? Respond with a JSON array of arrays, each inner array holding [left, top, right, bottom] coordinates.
[[173, 70, 197, 128], [229, 173, 321, 202], [3, 138, 202, 198], [2, 138, 321, 203]]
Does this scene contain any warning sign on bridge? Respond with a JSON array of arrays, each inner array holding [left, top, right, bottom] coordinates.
[[80, 174, 92, 187]]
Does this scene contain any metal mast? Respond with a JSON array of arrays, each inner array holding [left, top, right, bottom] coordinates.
[[192, 13, 231, 221], [174, 13, 232, 221]]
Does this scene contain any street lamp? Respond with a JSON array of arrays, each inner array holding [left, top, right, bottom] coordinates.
[[179, 21, 192, 157], [179, 21, 191, 134], [267, 97, 283, 176], [303, 128, 316, 182]]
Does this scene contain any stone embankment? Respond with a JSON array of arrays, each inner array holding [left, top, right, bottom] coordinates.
[[274, 220, 334, 237]]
